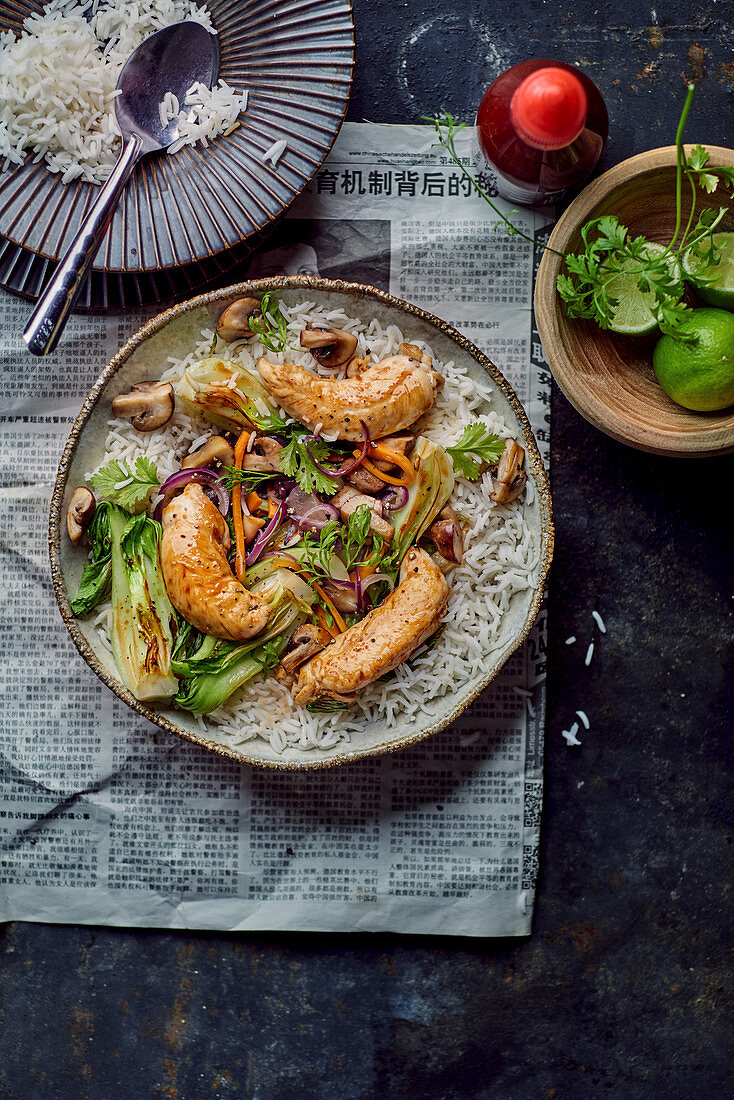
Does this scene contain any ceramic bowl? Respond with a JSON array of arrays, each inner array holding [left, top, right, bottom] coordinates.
[[534, 145, 734, 457], [49, 278, 553, 769]]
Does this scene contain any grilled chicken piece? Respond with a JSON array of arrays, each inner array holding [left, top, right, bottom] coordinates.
[[293, 547, 449, 706], [160, 483, 269, 642], [257, 353, 444, 442]]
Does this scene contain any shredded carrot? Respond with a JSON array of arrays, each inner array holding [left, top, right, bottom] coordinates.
[[352, 442, 415, 486], [370, 442, 416, 483], [246, 490, 262, 514], [356, 563, 377, 582], [314, 604, 339, 639], [267, 497, 279, 518], [312, 580, 348, 633], [359, 455, 411, 486], [232, 430, 251, 583]]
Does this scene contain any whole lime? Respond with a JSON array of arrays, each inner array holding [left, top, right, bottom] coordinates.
[[652, 307, 734, 412]]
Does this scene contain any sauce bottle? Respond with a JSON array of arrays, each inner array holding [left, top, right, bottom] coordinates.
[[475, 59, 608, 206]]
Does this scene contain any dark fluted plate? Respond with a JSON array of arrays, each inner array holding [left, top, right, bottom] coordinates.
[[0, 0, 354, 309]]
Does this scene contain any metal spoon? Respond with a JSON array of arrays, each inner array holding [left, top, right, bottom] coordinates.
[[23, 20, 219, 356]]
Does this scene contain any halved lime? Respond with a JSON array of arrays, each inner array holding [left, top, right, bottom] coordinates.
[[681, 231, 734, 310], [602, 243, 684, 336]]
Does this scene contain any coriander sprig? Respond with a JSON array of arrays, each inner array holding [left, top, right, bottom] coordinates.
[[557, 85, 731, 338], [446, 423, 505, 480], [90, 456, 160, 513], [427, 86, 733, 339], [423, 113, 564, 254]]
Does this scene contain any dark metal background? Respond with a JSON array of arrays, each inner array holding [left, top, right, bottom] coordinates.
[[1, 1, 733, 1096]]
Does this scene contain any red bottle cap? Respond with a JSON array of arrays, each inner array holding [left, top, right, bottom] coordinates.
[[510, 66, 588, 150]]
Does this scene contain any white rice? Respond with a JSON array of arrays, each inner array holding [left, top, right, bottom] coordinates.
[[584, 642, 595, 666], [591, 610, 606, 633], [261, 138, 287, 166], [562, 723, 581, 746], [0, 0, 246, 184], [576, 710, 590, 729], [90, 303, 541, 754]]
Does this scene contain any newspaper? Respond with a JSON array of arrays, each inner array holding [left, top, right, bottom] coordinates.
[[0, 124, 552, 936]]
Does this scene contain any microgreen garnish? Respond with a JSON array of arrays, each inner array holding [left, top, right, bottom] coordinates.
[[219, 468, 282, 493], [248, 291, 291, 352], [252, 639, 283, 679], [446, 424, 505, 480], [423, 113, 559, 250], [298, 521, 343, 578], [90, 456, 160, 513]]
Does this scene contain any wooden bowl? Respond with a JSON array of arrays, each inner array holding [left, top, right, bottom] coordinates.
[[534, 145, 734, 457]]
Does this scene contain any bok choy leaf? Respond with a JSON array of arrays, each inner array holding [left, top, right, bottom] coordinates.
[[173, 568, 315, 714], [72, 503, 179, 701]]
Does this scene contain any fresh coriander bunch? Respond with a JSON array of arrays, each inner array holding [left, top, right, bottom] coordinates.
[[427, 86, 733, 340], [557, 85, 733, 338]]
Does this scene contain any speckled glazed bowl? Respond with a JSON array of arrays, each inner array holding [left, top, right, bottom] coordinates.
[[49, 278, 553, 769]]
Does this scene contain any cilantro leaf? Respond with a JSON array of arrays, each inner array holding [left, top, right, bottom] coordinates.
[[90, 456, 160, 513], [446, 424, 505, 480], [279, 434, 341, 496], [686, 143, 710, 172]]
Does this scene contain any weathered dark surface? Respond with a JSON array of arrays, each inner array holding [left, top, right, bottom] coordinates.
[[1, 2, 733, 1097]]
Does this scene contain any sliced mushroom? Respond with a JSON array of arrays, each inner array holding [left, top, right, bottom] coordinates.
[[299, 324, 358, 368], [399, 341, 432, 368], [346, 465, 385, 495], [239, 436, 284, 473], [181, 435, 235, 469], [276, 624, 333, 679], [489, 441, 527, 504], [216, 297, 262, 343], [428, 504, 464, 564], [112, 381, 174, 432], [331, 486, 394, 542], [67, 486, 96, 545]]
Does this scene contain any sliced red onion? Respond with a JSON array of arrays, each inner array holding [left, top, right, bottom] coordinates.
[[153, 467, 229, 521], [285, 486, 320, 516], [246, 500, 286, 565], [359, 572, 394, 606], [381, 484, 409, 511], [303, 419, 370, 478], [297, 503, 340, 532]]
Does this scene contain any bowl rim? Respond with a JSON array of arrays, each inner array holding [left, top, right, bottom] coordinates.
[[49, 276, 554, 769], [534, 144, 734, 458]]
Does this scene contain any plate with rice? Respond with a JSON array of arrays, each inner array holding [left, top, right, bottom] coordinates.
[[49, 277, 554, 768], [0, 0, 354, 308]]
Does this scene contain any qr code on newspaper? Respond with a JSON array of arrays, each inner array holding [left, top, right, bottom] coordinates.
[[523, 781, 543, 828]]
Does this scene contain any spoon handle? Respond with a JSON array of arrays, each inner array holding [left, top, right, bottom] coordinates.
[[24, 135, 143, 356]]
